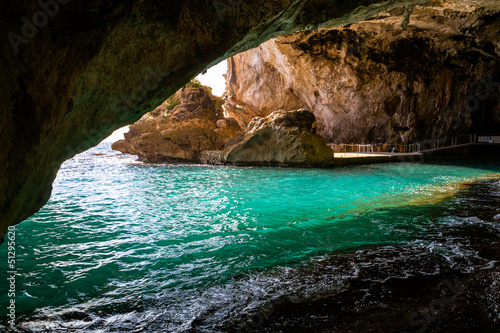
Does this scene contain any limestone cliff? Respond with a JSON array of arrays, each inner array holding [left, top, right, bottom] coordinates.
[[225, 1, 500, 145], [112, 84, 242, 163], [223, 110, 335, 167], [4, 0, 437, 237]]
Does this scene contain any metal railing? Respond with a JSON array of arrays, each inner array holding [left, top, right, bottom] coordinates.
[[417, 135, 476, 152], [329, 143, 419, 156], [329, 134, 500, 155]]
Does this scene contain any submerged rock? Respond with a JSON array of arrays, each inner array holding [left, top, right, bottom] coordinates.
[[112, 85, 242, 163], [223, 110, 334, 167]]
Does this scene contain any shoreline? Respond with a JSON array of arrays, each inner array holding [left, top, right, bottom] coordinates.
[[111, 143, 500, 168]]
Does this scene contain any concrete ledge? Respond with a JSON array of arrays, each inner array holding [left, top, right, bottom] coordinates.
[[333, 153, 423, 166]]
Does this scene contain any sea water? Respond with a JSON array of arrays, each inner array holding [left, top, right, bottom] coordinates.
[[1, 142, 499, 332]]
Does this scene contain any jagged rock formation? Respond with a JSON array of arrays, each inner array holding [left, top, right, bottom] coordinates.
[[225, 1, 500, 145], [223, 110, 335, 166], [3, 0, 438, 237], [112, 85, 242, 162]]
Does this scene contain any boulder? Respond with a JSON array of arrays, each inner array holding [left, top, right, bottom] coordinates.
[[112, 85, 242, 162], [223, 110, 334, 167]]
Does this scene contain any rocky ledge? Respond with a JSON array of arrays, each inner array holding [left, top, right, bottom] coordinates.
[[223, 110, 335, 167], [112, 84, 242, 163]]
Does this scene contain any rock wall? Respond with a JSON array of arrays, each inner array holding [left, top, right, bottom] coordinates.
[[112, 84, 242, 163], [2, 0, 433, 238], [225, 1, 500, 144]]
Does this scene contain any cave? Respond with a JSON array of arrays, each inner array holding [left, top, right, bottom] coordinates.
[[1, 0, 441, 238], [1, 0, 499, 237], [1, 0, 500, 331]]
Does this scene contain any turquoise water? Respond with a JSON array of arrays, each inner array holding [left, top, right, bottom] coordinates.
[[1, 142, 499, 332]]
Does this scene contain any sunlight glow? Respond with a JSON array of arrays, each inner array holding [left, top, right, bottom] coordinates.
[[103, 126, 129, 143], [196, 60, 228, 97]]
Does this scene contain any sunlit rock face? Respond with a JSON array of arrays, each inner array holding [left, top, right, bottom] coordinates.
[[225, 1, 500, 144], [223, 110, 335, 167], [2, 0, 436, 238], [112, 85, 242, 163]]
